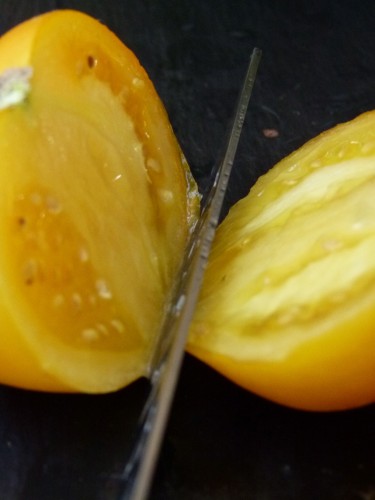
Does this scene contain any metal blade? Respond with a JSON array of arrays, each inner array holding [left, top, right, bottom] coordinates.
[[119, 47, 262, 500]]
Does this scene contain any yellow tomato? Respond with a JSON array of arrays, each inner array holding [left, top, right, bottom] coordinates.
[[188, 111, 375, 411], [0, 10, 200, 393]]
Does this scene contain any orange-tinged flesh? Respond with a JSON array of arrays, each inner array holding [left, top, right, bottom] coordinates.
[[0, 10, 200, 393], [188, 110, 375, 411]]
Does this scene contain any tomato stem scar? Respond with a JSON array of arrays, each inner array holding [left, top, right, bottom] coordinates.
[[0, 66, 33, 110]]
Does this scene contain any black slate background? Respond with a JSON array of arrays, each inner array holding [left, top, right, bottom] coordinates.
[[1, 1, 375, 499]]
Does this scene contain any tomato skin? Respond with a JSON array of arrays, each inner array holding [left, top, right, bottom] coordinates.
[[0, 310, 71, 392], [188, 111, 375, 412], [190, 281, 375, 411], [190, 312, 375, 412]]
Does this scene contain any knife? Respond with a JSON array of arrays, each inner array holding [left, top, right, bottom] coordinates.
[[119, 47, 262, 500]]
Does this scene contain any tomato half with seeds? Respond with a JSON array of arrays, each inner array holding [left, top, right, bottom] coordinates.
[[188, 111, 375, 411], [0, 10, 200, 393]]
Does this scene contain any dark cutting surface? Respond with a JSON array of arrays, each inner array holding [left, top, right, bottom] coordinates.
[[1, 1, 375, 499]]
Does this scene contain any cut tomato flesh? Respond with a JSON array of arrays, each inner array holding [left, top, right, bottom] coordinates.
[[0, 10, 200, 393], [189, 111, 375, 411]]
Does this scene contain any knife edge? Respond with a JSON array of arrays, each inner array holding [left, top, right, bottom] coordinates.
[[119, 47, 262, 500]]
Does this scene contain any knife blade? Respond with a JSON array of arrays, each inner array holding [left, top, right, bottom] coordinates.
[[119, 47, 262, 500]]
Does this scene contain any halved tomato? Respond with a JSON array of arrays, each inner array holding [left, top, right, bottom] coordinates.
[[188, 111, 375, 411], [0, 10, 200, 393]]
